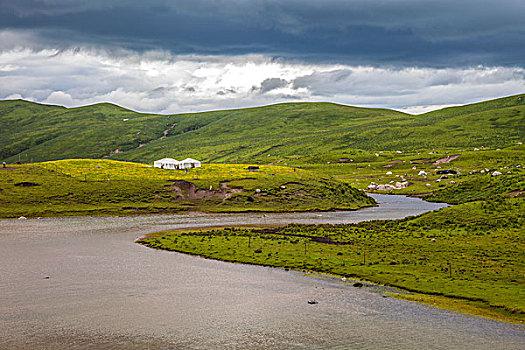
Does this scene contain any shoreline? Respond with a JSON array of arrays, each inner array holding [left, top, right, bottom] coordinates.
[[138, 235, 523, 325], [135, 197, 523, 325], [0, 192, 446, 220]]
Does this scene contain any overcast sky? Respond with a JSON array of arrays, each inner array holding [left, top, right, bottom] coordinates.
[[0, 0, 524, 113]]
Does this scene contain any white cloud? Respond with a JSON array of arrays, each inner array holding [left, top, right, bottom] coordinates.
[[44, 90, 75, 105], [0, 45, 523, 114]]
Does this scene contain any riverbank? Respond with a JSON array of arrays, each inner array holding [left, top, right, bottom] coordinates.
[[138, 196, 525, 324]]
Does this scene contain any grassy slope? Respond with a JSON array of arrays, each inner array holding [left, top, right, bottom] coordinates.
[[303, 146, 525, 203], [139, 197, 525, 323], [0, 159, 374, 218], [0, 100, 178, 162], [1, 94, 523, 164]]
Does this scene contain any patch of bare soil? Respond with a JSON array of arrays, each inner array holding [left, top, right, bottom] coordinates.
[[168, 180, 243, 200], [219, 181, 243, 199], [410, 158, 432, 165], [507, 190, 525, 198], [433, 154, 460, 165], [384, 160, 403, 168]]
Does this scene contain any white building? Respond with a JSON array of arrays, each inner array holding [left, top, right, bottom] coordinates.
[[179, 158, 202, 169], [153, 158, 180, 170]]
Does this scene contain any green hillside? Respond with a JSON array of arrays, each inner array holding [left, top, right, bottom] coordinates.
[[1, 94, 523, 164], [0, 100, 178, 162]]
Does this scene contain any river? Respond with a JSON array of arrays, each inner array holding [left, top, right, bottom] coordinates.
[[0, 195, 522, 349]]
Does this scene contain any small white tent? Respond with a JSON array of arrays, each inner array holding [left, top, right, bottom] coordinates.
[[153, 158, 179, 170], [179, 158, 201, 169]]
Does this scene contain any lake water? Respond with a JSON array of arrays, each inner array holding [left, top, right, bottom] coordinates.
[[0, 195, 522, 349]]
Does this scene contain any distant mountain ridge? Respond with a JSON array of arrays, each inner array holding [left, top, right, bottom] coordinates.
[[1, 94, 523, 163]]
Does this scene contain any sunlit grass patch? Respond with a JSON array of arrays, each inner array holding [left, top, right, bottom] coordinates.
[[0, 159, 374, 217]]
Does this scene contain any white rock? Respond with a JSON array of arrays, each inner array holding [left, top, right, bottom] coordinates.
[[386, 171, 393, 175], [395, 181, 411, 189], [418, 170, 427, 176], [18, 216, 27, 220], [376, 184, 396, 191], [491, 171, 502, 177]]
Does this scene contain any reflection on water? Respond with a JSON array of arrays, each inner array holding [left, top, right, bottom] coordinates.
[[0, 195, 522, 349]]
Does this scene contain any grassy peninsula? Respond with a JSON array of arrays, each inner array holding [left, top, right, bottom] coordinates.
[[139, 196, 524, 323], [0, 159, 374, 218]]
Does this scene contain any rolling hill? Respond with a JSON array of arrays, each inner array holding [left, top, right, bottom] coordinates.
[[1, 94, 523, 164]]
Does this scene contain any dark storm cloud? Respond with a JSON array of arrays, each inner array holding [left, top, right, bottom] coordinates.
[[260, 78, 288, 93], [0, 0, 524, 67]]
